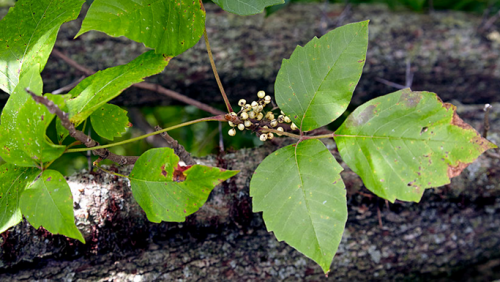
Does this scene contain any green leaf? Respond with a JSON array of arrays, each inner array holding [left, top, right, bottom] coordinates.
[[90, 103, 130, 140], [0, 164, 39, 233], [76, 0, 205, 57], [275, 20, 369, 132], [265, 0, 290, 16], [0, 0, 84, 94], [67, 50, 170, 127], [212, 0, 284, 15], [129, 148, 239, 223], [20, 169, 84, 243], [0, 66, 66, 167], [250, 139, 347, 274], [335, 89, 497, 203]]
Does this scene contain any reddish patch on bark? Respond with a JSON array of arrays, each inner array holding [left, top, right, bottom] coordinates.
[[173, 164, 192, 182], [447, 162, 470, 178]]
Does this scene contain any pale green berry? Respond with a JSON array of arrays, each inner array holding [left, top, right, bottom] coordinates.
[[228, 121, 235, 127], [238, 124, 245, 131], [238, 99, 246, 107], [240, 112, 249, 120], [265, 112, 275, 121], [228, 128, 236, 136], [276, 127, 284, 136], [257, 90, 265, 99], [260, 134, 267, 141], [270, 119, 278, 127], [277, 115, 285, 123], [284, 116, 291, 123], [256, 113, 264, 120], [243, 104, 252, 112], [291, 123, 298, 130], [244, 120, 252, 127], [267, 133, 274, 140]]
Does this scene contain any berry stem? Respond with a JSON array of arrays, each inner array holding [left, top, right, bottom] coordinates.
[[65, 115, 227, 153], [203, 28, 233, 113]]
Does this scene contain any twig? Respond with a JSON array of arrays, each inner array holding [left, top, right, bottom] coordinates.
[[483, 104, 492, 138], [26, 89, 139, 165], [52, 76, 85, 94], [51, 49, 224, 116], [375, 77, 406, 90], [127, 108, 169, 148], [480, 9, 500, 32], [154, 125, 197, 165]]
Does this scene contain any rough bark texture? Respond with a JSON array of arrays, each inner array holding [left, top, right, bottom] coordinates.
[[1, 3, 499, 108], [0, 103, 499, 281]]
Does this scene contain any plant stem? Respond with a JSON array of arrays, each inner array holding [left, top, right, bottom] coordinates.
[[98, 166, 129, 179], [203, 28, 233, 113], [65, 115, 226, 153]]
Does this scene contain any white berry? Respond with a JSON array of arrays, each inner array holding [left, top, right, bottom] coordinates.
[[267, 133, 274, 140], [238, 99, 246, 107], [257, 90, 265, 99], [228, 128, 236, 136], [291, 123, 298, 130], [244, 120, 252, 127], [240, 112, 249, 120], [238, 124, 245, 131], [260, 134, 267, 141]]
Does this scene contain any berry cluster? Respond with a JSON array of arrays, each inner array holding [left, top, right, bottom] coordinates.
[[227, 91, 298, 141]]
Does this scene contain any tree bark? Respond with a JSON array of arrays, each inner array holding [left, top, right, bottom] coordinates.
[[1, 3, 499, 108], [0, 103, 499, 281]]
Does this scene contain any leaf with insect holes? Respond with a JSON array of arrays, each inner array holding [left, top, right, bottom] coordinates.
[[0, 65, 66, 167], [0, 0, 84, 94], [130, 148, 239, 223], [0, 164, 39, 233], [20, 170, 84, 243], [275, 21, 368, 132], [335, 89, 497, 203], [76, 0, 205, 57], [250, 139, 347, 274], [212, 0, 284, 15], [63, 50, 169, 140], [90, 103, 130, 140]]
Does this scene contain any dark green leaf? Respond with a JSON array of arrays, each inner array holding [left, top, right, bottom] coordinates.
[[0, 164, 39, 233], [335, 89, 497, 203], [130, 148, 239, 223], [250, 139, 347, 274], [77, 0, 205, 56], [212, 0, 284, 15], [90, 103, 130, 140], [67, 50, 170, 127], [275, 21, 368, 132], [0, 0, 84, 93], [20, 169, 84, 243], [0, 66, 66, 167]]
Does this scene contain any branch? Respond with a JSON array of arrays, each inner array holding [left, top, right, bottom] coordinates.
[[154, 125, 197, 165], [26, 89, 139, 165], [50, 49, 225, 116]]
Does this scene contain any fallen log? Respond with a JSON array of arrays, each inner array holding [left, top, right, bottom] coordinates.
[[0, 102, 499, 281]]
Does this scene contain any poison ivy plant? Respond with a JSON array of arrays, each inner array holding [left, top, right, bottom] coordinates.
[[76, 0, 206, 56], [130, 148, 238, 222], [275, 20, 368, 132], [90, 103, 131, 140], [250, 139, 347, 273], [0, 0, 84, 93], [212, 0, 285, 15], [334, 89, 496, 202], [0, 0, 497, 277]]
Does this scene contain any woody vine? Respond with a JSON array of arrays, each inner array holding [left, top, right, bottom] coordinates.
[[0, 0, 497, 274]]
